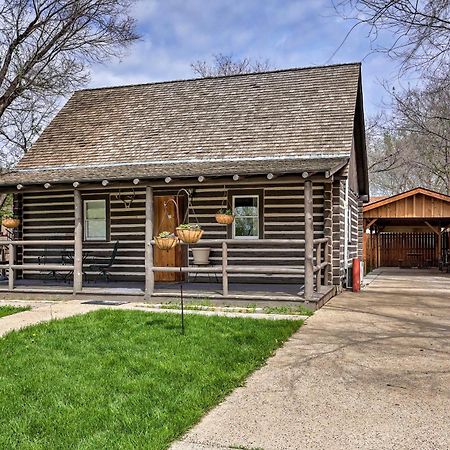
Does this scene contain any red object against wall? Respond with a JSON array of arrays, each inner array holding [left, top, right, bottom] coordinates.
[[352, 258, 360, 292]]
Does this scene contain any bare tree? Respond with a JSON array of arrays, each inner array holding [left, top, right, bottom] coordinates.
[[334, 1, 450, 194], [334, 0, 450, 82], [367, 80, 450, 195], [191, 53, 272, 78], [395, 82, 450, 194], [0, 0, 139, 165]]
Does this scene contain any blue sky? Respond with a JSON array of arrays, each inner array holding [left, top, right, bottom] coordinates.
[[89, 0, 403, 116]]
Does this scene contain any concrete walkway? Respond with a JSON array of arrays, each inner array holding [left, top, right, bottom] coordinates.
[[0, 300, 102, 338], [171, 268, 450, 450]]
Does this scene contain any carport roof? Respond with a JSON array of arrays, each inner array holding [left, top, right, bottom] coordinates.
[[364, 187, 450, 229], [363, 187, 450, 224], [364, 187, 450, 213]]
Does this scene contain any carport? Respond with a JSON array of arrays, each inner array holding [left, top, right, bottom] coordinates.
[[363, 187, 450, 272]]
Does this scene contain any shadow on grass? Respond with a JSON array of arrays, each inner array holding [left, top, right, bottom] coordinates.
[[145, 317, 182, 331]]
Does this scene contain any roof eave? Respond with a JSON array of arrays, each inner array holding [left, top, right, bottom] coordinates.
[[354, 68, 369, 197], [363, 187, 450, 212]]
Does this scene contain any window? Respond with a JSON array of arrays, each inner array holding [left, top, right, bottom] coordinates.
[[232, 195, 260, 239], [84, 199, 107, 241]]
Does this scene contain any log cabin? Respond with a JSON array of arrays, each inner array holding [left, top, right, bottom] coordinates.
[[0, 62, 369, 308]]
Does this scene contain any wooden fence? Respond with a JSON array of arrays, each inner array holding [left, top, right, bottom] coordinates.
[[366, 232, 439, 270]]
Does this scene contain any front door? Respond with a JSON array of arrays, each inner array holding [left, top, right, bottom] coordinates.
[[154, 195, 184, 281]]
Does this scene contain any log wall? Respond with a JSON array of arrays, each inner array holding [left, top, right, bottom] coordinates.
[[188, 182, 325, 283], [17, 180, 327, 284], [20, 188, 146, 280], [331, 180, 362, 287]]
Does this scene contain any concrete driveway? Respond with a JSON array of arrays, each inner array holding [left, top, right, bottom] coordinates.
[[172, 268, 450, 450]]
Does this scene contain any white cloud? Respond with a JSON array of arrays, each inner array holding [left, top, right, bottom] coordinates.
[[85, 0, 402, 117]]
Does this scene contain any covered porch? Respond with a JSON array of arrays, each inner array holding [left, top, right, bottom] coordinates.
[[0, 180, 334, 307]]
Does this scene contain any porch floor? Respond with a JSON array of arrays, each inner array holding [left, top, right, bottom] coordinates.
[[0, 277, 333, 307], [0, 278, 301, 296]]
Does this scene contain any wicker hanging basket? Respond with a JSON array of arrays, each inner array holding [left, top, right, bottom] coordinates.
[[215, 213, 234, 225], [176, 227, 203, 244], [2, 218, 20, 229], [154, 235, 178, 251]]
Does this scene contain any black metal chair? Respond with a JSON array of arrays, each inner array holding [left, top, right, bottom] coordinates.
[[38, 247, 67, 282], [88, 241, 119, 283]]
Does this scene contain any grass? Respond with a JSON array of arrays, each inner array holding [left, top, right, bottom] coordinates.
[[159, 300, 314, 316], [262, 305, 314, 316], [161, 299, 214, 310], [0, 310, 302, 449], [0, 305, 30, 318]]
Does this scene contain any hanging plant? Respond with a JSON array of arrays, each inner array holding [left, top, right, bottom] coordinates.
[[176, 223, 203, 244], [215, 208, 234, 225], [154, 231, 178, 251], [1, 210, 20, 229]]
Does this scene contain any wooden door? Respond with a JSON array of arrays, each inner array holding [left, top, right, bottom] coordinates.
[[154, 195, 184, 281]]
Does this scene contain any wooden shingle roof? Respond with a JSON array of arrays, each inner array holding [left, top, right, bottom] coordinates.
[[0, 63, 365, 186]]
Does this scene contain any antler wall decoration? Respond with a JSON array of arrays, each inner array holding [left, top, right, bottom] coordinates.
[[115, 188, 136, 209]]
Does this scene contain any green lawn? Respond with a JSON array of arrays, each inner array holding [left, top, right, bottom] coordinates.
[[0, 305, 30, 318], [0, 310, 302, 449]]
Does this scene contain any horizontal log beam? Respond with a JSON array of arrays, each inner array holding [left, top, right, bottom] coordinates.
[[151, 239, 307, 245], [10, 264, 74, 270], [0, 240, 75, 246], [0, 174, 331, 193], [152, 265, 306, 275], [152, 266, 222, 273], [152, 266, 305, 275], [227, 266, 305, 274]]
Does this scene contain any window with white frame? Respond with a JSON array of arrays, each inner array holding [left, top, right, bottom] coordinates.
[[84, 199, 107, 241], [232, 195, 259, 239]]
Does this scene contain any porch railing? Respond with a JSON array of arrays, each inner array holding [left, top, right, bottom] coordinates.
[[0, 240, 75, 291], [149, 237, 331, 301], [0, 237, 331, 300]]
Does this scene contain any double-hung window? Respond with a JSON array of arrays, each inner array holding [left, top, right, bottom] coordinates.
[[84, 199, 107, 241], [232, 195, 260, 239]]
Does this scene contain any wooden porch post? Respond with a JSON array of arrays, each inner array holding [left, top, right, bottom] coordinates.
[[8, 243, 15, 291], [304, 179, 314, 300], [145, 186, 154, 300], [73, 189, 83, 294], [222, 241, 228, 296], [316, 242, 322, 292], [425, 221, 442, 266]]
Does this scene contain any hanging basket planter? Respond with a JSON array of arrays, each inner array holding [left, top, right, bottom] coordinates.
[[215, 213, 234, 225], [154, 232, 178, 251], [176, 225, 203, 244], [2, 218, 20, 229]]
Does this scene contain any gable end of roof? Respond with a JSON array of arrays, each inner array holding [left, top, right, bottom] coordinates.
[[363, 187, 450, 212]]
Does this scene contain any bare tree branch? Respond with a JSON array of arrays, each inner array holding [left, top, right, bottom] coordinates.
[[191, 53, 273, 78], [334, 0, 450, 83], [367, 79, 450, 195]]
